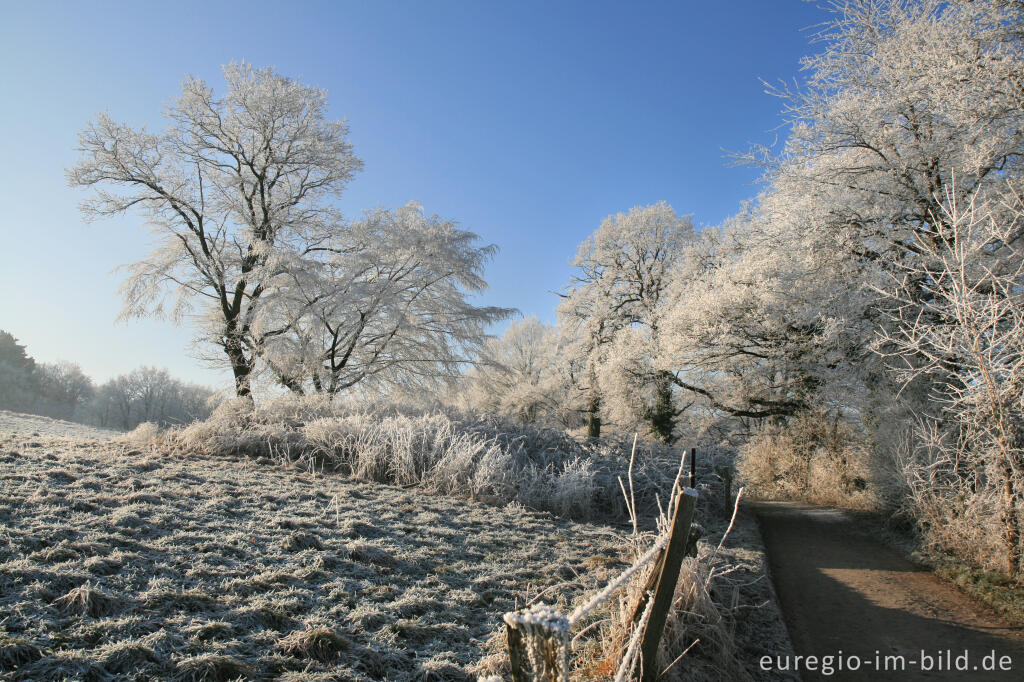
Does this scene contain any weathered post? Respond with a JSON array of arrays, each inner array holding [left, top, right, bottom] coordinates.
[[504, 604, 571, 682], [623, 486, 698, 681], [689, 447, 697, 490], [717, 464, 733, 511]]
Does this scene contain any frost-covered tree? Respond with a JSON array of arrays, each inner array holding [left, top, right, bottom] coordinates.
[[34, 361, 94, 420], [879, 188, 1024, 578], [253, 203, 512, 394], [89, 366, 214, 429], [559, 202, 697, 441], [658, 191, 874, 432], [456, 316, 569, 424], [0, 331, 37, 411], [68, 64, 362, 398], [755, 0, 1024, 273]]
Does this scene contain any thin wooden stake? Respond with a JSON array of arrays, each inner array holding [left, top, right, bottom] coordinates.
[[688, 447, 696, 490]]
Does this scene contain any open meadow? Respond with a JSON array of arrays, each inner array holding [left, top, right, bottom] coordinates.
[[0, 409, 794, 681]]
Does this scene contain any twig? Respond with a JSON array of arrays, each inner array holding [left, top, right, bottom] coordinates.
[[715, 487, 745, 555], [661, 638, 701, 678], [613, 590, 656, 682], [628, 434, 639, 536]]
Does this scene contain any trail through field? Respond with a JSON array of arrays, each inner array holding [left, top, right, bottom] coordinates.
[[752, 501, 1024, 681]]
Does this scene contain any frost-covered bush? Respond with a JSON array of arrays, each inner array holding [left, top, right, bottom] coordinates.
[[736, 411, 876, 508]]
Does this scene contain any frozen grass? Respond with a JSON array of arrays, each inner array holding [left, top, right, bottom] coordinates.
[[159, 398, 703, 524], [0, 431, 633, 680], [0, 405, 794, 680], [0, 409, 119, 441]]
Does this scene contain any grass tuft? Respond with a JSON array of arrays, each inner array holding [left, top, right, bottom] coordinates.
[[174, 653, 254, 681], [276, 626, 351, 662], [0, 634, 44, 668], [53, 583, 118, 617], [280, 531, 323, 552]]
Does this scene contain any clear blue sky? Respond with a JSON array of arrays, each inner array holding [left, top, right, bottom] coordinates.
[[0, 0, 826, 388]]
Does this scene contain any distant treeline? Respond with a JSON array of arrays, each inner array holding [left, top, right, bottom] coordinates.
[[0, 330, 214, 430]]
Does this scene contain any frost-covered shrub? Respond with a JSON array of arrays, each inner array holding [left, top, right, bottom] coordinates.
[[736, 411, 875, 508], [117, 421, 160, 446], [160, 397, 695, 522], [891, 425, 1009, 574]]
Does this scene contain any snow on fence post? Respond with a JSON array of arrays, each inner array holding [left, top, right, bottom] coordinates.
[[504, 604, 570, 682]]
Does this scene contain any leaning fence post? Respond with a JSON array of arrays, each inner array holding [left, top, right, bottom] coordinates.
[[638, 486, 698, 681]]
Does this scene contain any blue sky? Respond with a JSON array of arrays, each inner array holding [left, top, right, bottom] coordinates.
[[0, 0, 826, 388]]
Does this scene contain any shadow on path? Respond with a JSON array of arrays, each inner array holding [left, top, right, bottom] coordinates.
[[750, 501, 1024, 681]]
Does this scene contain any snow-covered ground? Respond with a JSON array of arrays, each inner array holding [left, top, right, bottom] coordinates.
[[0, 430, 625, 680], [0, 410, 119, 441]]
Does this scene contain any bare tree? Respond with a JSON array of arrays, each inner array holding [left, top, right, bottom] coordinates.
[[68, 63, 362, 397], [89, 366, 214, 430], [34, 361, 94, 420], [879, 187, 1024, 578]]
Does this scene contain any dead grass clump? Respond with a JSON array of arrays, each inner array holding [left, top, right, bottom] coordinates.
[[346, 540, 397, 567], [280, 530, 323, 551], [233, 601, 299, 631], [53, 583, 118, 617], [186, 621, 235, 642], [338, 518, 379, 538], [142, 586, 216, 611], [84, 554, 123, 576], [110, 509, 145, 528], [118, 421, 161, 446], [127, 491, 163, 504], [97, 638, 158, 673], [0, 634, 43, 669], [418, 656, 471, 681], [44, 467, 77, 483], [277, 625, 351, 662], [174, 653, 254, 682], [30, 544, 79, 564]]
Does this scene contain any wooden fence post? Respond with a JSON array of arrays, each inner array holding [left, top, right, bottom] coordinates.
[[638, 486, 698, 682], [504, 605, 570, 682], [717, 464, 732, 511], [508, 622, 528, 682], [688, 447, 697, 490]]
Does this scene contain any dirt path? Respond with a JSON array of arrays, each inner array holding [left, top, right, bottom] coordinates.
[[751, 501, 1024, 681]]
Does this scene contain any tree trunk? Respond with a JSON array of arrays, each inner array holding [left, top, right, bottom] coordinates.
[[586, 397, 601, 439], [280, 375, 305, 395], [224, 336, 253, 399], [647, 373, 676, 444], [1001, 458, 1022, 580]]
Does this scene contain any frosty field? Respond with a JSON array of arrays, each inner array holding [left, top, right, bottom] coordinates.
[[0, 430, 630, 680]]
